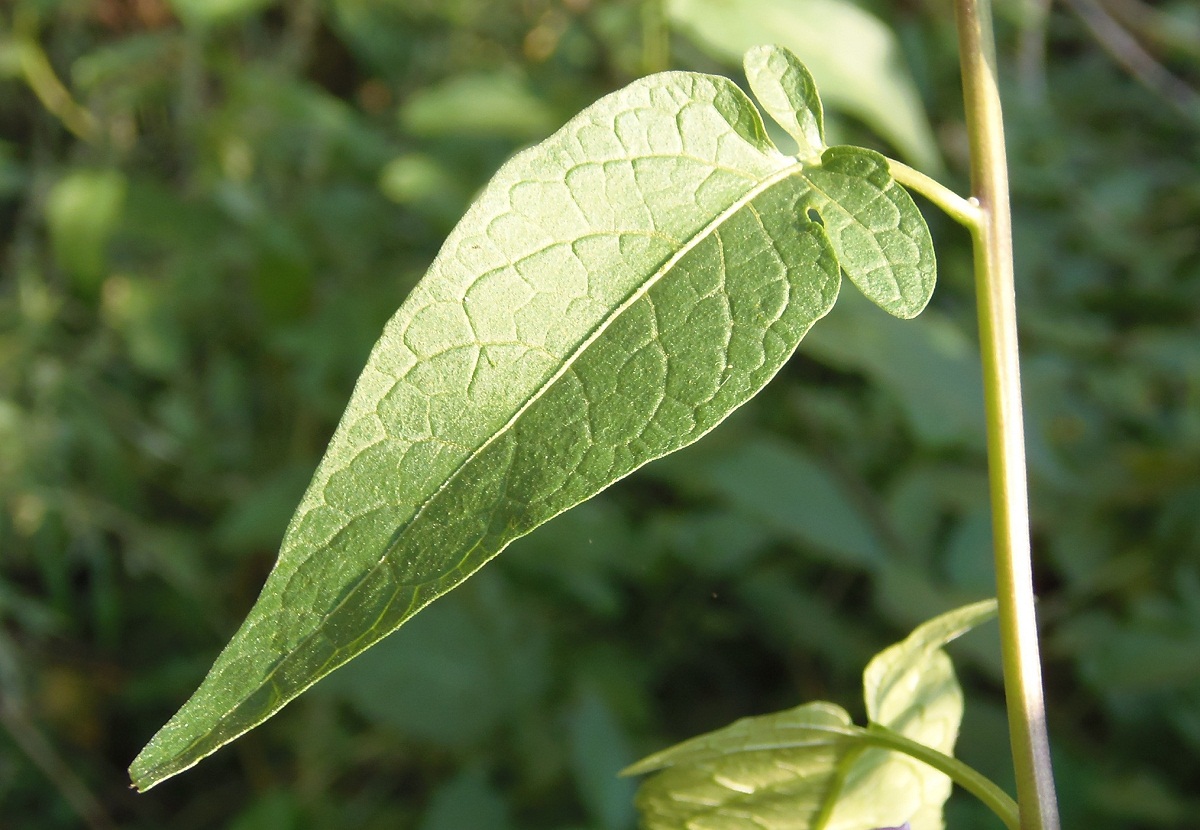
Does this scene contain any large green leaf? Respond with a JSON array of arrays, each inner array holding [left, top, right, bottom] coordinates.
[[129, 46, 934, 790], [626, 601, 998, 830]]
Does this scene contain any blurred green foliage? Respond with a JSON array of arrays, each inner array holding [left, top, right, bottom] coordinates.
[[0, 0, 1197, 828]]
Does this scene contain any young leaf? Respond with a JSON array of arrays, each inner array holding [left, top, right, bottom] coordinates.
[[625, 601, 1000, 830], [744, 44, 825, 160], [668, 0, 941, 171], [822, 599, 999, 830], [746, 45, 935, 319], [130, 48, 936, 791], [801, 146, 935, 319], [864, 598, 999, 728]]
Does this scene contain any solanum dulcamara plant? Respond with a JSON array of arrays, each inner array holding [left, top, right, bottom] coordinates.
[[131, 4, 1063, 827]]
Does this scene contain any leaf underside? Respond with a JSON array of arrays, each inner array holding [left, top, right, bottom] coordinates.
[[130, 46, 935, 791], [627, 601, 998, 830]]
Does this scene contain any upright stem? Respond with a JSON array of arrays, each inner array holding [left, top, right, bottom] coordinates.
[[953, 1, 1061, 828]]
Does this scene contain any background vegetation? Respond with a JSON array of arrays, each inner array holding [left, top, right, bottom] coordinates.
[[2, 0, 1198, 827]]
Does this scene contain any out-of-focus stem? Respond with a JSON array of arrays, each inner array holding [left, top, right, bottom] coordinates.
[[13, 31, 98, 141]]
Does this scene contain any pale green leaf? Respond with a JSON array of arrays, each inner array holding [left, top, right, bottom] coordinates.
[[801, 146, 936, 319], [864, 599, 999, 728], [821, 599, 999, 830], [668, 0, 941, 171], [625, 702, 856, 775], [744, 44, 825, 160], [131, 64, 860, 791], [626, 602, 999, 830], [628, 703, 860, 830]]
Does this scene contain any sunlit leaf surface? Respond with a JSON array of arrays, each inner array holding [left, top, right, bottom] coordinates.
[[628, 702, 859, 830], [130, 46, 934, 790], [628, 601, 997, 830], [824, 599, 998, 830]]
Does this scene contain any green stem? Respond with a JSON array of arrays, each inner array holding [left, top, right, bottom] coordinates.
[[13, 15, 98, 142], [860, 726, 1020, 830], [953, 0, 1061, 828], [886, 159, 980, 229]]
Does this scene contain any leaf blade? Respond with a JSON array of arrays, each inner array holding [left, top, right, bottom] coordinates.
[[863, 598, 999, 729], [821, 599, 1000, 830], [624, 701, 856, 776], [801, 146, 937, 319], [129, 69, 845, 791], [628, 703, 860, 830], [668, 0, 941, 171], [744, 44, 825, 159]]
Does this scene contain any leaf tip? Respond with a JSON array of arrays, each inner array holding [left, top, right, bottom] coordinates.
[[620, 753, 667, 778], [128, 746, 173, 793]]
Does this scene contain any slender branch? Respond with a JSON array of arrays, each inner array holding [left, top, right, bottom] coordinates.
[[0, 636, 115, 830], [13, 34, 98, 142], [886, 159, 981, 229], [953, 1, 1061, 829], [1064, 0, 1200, 122]]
